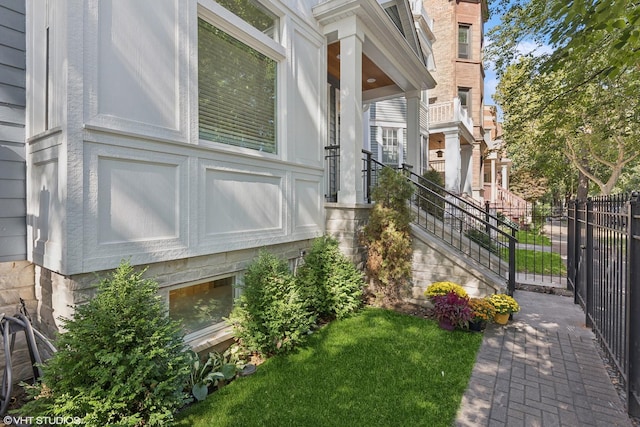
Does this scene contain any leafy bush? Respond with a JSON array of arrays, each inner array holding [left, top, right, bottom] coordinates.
[[419, 169, 446, 219], [185, 350, 238, 402], [19, 261, 191, 426], [362, 167, 414, 302], [431, 292, 472, 331], [424, 281, 468, 300], [466, 228, 500, 254], [227, 250, 315, 356], [296, 236, 364, 321]]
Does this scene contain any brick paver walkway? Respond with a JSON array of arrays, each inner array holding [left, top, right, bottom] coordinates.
[[456, 290, 633, 427]]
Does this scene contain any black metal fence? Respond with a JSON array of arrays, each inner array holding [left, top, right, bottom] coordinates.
[[567, 193, 640, 418], [491, 203, 568, 287]]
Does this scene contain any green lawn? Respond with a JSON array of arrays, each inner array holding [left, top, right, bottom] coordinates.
[[175, 308, 482, 427], [515, 230, 551, 246], [515, 249, 567, 275]]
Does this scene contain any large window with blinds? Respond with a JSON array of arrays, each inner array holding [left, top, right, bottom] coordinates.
[[198, 17, 277, 153]]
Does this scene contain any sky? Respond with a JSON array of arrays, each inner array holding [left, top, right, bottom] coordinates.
[[483, 10, 553, 116]]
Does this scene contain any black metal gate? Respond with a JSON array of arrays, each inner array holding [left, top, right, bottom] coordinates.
[[567, 194, 640, 418], [491, 202, 567, 288]]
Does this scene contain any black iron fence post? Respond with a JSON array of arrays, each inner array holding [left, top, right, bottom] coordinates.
[[567, 200, 575, 293], [627, 192, 640, 417], [508, 227, 516, 296], [485, 201, 491, 234], [585, 198, 594, 328], [574, 200, 583, 306]]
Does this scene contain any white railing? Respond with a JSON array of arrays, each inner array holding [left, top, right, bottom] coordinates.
[[429, 98, 474, 136], [410, 0, 434, 33]]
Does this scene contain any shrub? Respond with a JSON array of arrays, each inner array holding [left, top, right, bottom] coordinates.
[[362, 167, 414, 302], [466, 228, 500, 254], [424, 281, 468, 300], [185, 350, 238, 402], [419, 169, 445, 219], [227, 250, 315, 356], [19, 261, 191, 426], [431, 291, 472, 331], [296, 236, 364, 321]]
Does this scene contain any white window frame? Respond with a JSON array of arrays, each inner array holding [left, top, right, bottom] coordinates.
[[166, 274, 240, 343], [458, 87, 471, 110], [458, 24, 470, 59], [197, 0, 286, 157], [381, 127, 401, 166]]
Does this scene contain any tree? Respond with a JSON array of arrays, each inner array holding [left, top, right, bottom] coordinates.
[[490, 0, 640, 197], [495, 56, 640, 197]]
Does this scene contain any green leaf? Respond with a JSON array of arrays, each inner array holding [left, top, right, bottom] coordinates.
[[192, 383, 209, 402]]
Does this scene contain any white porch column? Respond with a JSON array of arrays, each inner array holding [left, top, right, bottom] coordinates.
[[501, 164, 509, 189], [337, 18, 364, 204], [490, 158, 497, 203], [460, 144, 473, 195], [405, 90, 420, 172], [443, 130, 461, 194]]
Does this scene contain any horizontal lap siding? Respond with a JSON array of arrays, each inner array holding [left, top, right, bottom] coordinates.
[[0, 0, 27, 261]]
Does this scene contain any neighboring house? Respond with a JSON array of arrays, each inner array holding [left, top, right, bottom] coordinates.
[[18, 0, 434, 354], [366, 0, 435, 173], [424, 0, 488, 200], [483, 104, 527, 220]]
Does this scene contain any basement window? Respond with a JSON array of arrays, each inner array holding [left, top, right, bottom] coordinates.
[[169, 276, 236, 336]]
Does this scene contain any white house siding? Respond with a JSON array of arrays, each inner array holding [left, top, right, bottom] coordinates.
[[26, 1, 326, 339], [0, 0, 27, 262], [369, 98, 409, 166], [0, 0, 38, 384]]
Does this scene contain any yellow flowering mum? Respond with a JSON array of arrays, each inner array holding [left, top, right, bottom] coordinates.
[[487, 294, 520, 314], [469, 297, 497, 321], [425, 281, 468, 299]]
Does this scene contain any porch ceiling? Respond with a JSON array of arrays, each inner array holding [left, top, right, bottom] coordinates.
[[327, 41, 395, 92], [314, 0, 436, 102]]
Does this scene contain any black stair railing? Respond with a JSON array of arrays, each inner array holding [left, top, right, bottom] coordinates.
[[362, 152, 516, 294], [326, 146, 516, 293]]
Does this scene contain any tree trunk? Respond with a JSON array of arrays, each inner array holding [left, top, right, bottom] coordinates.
[[577, 170, 589, 200]]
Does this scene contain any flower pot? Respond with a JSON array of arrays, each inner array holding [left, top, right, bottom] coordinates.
[[438, 318, 455, 331], [468, 319, 487, 332], [494, 313, 509, 325]]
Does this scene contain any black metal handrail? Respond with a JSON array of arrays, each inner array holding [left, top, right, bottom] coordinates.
[[326, 146, 516, 293], [363, 154, 516, 293]]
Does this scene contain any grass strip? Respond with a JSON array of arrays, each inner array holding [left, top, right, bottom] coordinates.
[[176, 308, 482, 427], [515, 249, 566, 275], [515, 230, 552, 246]]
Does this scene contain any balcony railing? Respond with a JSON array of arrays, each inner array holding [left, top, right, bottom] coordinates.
[[429, 98, 474, 136]]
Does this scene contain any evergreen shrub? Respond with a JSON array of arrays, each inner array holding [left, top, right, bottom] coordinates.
[[227, 250, 314, 356], [19, 261, 191, 426], [296, 235, 364, 321]]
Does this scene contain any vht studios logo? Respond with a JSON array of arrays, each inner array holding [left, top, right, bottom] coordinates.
[[3, 416, 83, 425]]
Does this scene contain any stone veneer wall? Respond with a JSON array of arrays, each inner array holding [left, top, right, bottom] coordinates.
[[34, 240, 315, 352], [0, 261, 37, 383], [409, 225, 506, 305], [324, 204, 371, 270]]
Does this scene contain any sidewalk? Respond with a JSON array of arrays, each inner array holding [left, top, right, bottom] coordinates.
[[456, 290, 634, 427]]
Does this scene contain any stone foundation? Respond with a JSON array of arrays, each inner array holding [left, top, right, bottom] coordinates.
[[34, 239, 315, 353], [324, 203, 371, 270], [0, 261, 37, 384]]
